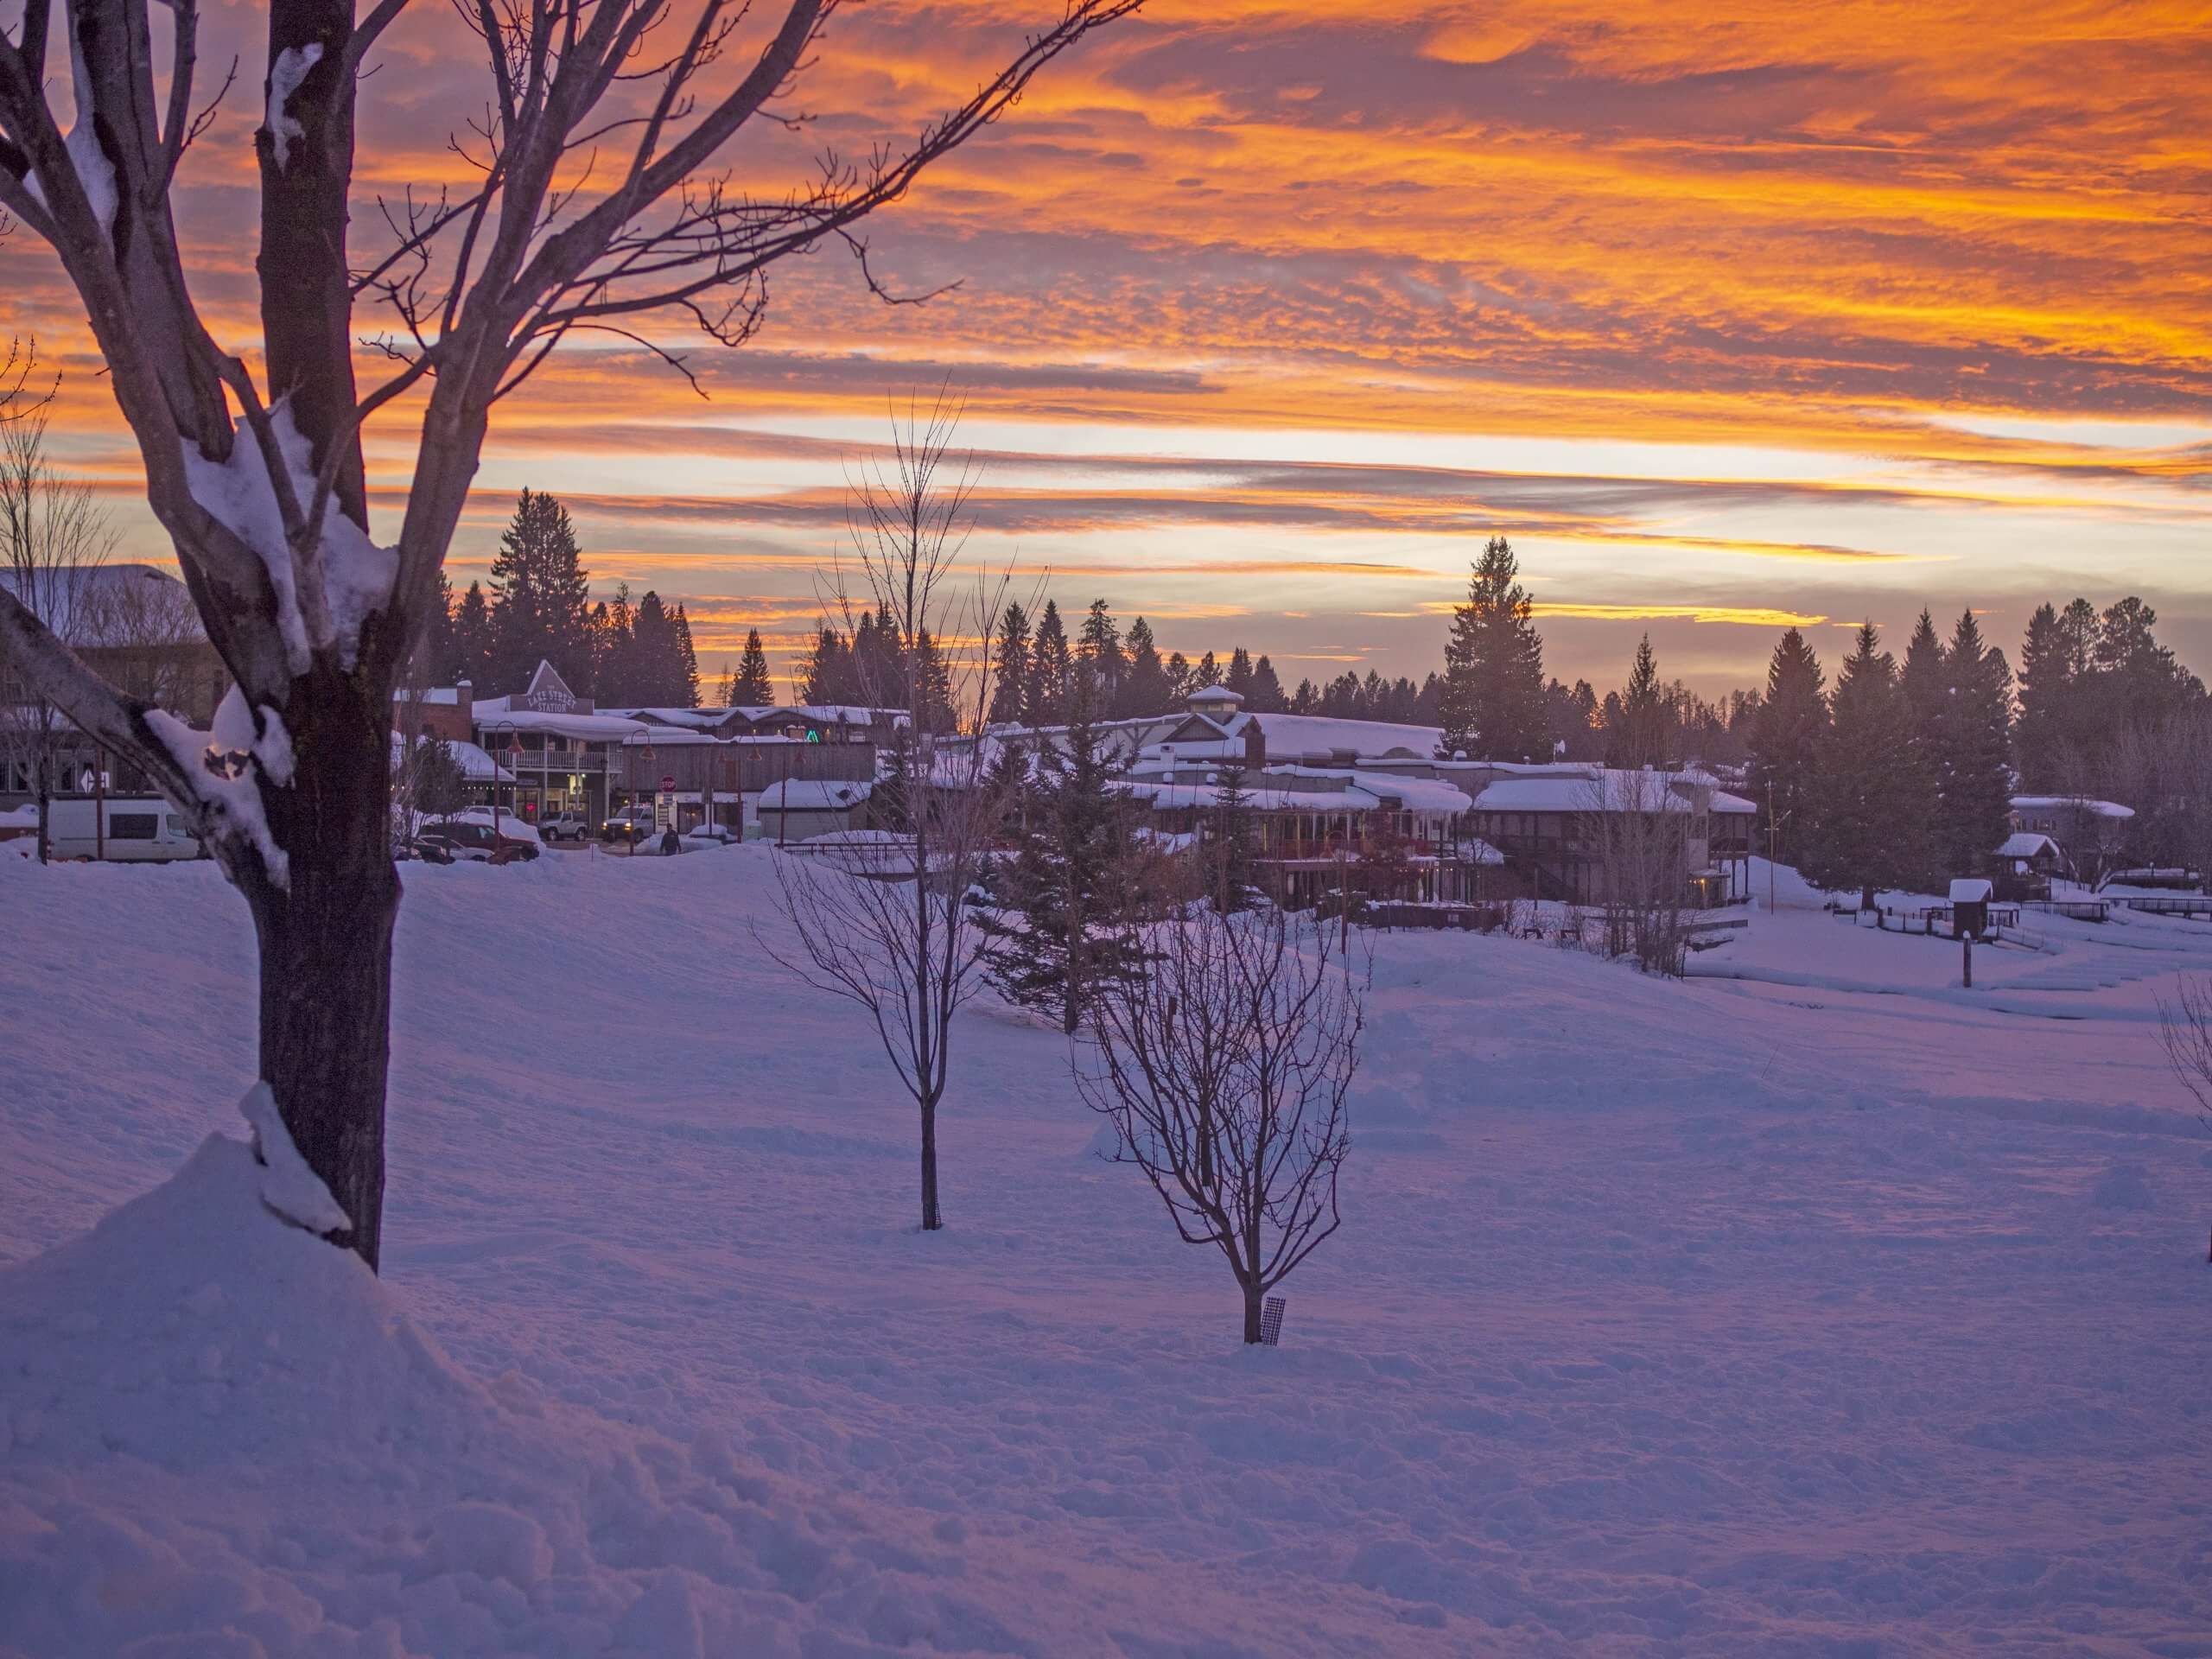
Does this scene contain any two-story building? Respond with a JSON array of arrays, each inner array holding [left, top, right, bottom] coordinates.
[[3, 565, 228, 811], [395, 660, 893, 832]]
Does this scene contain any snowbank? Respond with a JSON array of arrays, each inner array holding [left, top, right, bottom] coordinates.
[[0, 1128, 1139, 1658], [5, 849, 2210, 1654]]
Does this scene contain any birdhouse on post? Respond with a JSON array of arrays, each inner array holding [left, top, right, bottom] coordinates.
[[1948, 878, 1993, 940]]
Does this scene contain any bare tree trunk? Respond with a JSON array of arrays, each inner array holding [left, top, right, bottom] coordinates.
[[1241, 1279, 1264, 1345], [247, 677, 398, 1267], [33, 714, 50, 862], [919, 1093, 942, 1231]]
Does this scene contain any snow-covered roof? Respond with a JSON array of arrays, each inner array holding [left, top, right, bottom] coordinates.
[[391, 731, 513, 783], [1710, 790, 1758, 816], [0, 563, 207, 649], [2011, 794, 2135, 820], [607, 707, 728, 730], [1255, 713, 1443, 760], [759, 779, 873, 810], [1186, 685, 1243, 707], [1473, 773, 1694, 813], [1948, 878, 1993, 902], [476, 708, 649, 740], [737, 703, 899, 727], [1459, 836, 1506, 866], [1257, 765, 1471, 816], [1996, 831, 2062, 860]]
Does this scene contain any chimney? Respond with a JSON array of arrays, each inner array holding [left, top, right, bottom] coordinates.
[[456, 677, 474, 727], [1244, 718, 1265, 767]]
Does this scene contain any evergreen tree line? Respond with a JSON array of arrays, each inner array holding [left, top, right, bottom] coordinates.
[[418, 490, 702, 708], [1432, 535, 1761, 766], [1751, 599, 2207, 902], [979, 598, 1311, 728], [793, 605, 958, 728]]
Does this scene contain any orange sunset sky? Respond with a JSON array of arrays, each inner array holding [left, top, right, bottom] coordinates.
[[6, 0, 2209, 696]]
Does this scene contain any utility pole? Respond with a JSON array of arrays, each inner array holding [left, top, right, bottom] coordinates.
[[1766, 780, 1777, 913]]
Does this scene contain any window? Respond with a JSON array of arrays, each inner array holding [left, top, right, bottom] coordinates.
[[109, 813, 158, 841], [165, 815, 190, 838]]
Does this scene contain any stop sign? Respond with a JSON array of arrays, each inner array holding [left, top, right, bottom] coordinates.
[[659, 774, 676, 791]]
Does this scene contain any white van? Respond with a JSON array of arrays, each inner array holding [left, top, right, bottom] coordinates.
[[42, 797, 206, 862]]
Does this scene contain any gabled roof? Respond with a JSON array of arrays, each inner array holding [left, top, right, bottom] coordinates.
[[1996, 831, 2061, 860], [521, 659, 575, 709]]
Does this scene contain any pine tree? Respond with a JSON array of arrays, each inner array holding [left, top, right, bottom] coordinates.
[[594, 585, 639, 701], [1941, 611, 2012, 878], [415, 571, 458, 684], [2094, 596, 2201, 734], [628, 591, 687, 706], [1122, 616, 1168, 716], [2013, 602, 2069, 788], [1800, 621, 1925, 907], [1077, 598, 1124, 707], [1193, 649, 1221, 689], [1027, 600, 1071, 726], [1607, 633, 1666, 768], [988, 601, 1032, 726], [872, 729, 915, 833], [732, 629, 775, 706], [488, 489, 594, 690], [449, 580, 496, 688], [1291, 677, 1318, 715], [1164, 652, 1192, 702], [852, 605, 908, 710], [798, 623, 855, 706], [671, 604, 701, 708], [912, 629, 957, 733], [1747, 627, 1827, 865], [1225, 646, 1254, 697], [979, 687, 1147, 1032], [1209, 763, 1258, 912], [1438, 534, 1547, 760], [1248, 654, 1287, 713]]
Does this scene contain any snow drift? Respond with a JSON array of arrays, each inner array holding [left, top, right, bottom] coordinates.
[[0, 1129, 1118, 1658]]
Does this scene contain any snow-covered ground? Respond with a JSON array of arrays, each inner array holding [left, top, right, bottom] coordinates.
[[3, 847, 2209, 1656]]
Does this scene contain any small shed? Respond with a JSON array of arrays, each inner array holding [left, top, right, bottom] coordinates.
[[1948, 877, 1993, 938], [1993, 830, 2064, 899], [756, 778, 873, 843]]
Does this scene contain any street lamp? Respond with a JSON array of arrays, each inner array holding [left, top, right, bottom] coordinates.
[[488, 719, 518, 839]]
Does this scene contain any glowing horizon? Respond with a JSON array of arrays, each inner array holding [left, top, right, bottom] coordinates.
[[6, 0, 2206, 697]]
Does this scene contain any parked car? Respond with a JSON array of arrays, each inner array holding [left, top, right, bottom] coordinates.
[[417, 817, 541, 863], [397, 835, 456, 864], [681, 823, 740, 849], [41, 797, 206, 861], [599, 805, 657, 845], [538, 811, 594, 842]]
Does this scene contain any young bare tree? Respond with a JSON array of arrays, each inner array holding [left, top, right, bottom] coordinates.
[[1, 397, 115, 861], [1589, 768, 1691, 976], [766, 394, 1008, 1231], [1075, 908, 1364, 1344], [2162, 976, 2212, 1128], [85, 563, 206, 713], [0, 0, 1141, 1266]]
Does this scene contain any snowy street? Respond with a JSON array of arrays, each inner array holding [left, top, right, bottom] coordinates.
[[3, 848, 2209, 1656]]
